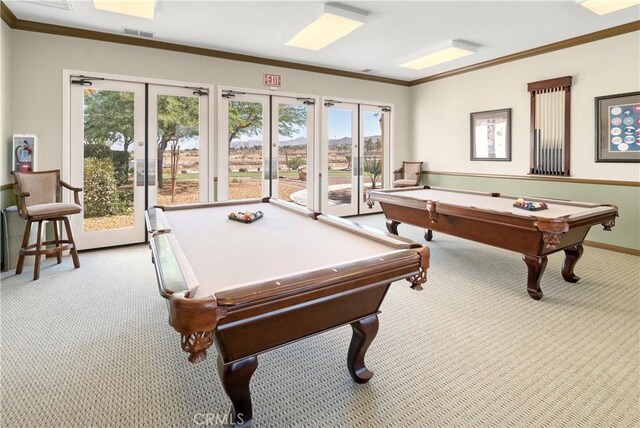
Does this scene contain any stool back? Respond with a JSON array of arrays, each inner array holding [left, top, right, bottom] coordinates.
[[12, 170, 61, 216]]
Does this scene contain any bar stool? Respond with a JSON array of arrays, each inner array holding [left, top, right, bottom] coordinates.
[[12, 170, 82, 280]]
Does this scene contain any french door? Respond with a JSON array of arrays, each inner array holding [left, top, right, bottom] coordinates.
[[218, 91, 315, 207], [272, 96, 314, 206], [147, 85, 209, 207], [322, 100, 391, 216], [218, 92, 269, 200], [70, 79, 146, 250], [69, 77, 209, 250]]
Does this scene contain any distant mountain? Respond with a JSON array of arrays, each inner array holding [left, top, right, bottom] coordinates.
[[328, 137, 351, 146], [280, 136, 307, 147], [229, 135, 380, 149], [230, 139, 263, 149]]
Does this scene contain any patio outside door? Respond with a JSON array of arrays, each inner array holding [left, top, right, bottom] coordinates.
[[322, 101, 391, 216], [70, 78, 210, 250], [70, 79, 146, 250], [147, 85, 209, 207], [271, 96, 314, 207], [360, 105, 390, 212], [218, 92, 314, 206], [218, 92, 269, 200], [322, 101, 359, 216]]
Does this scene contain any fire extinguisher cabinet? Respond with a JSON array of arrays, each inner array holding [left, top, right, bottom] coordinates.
[[12, 134, 37, 173]]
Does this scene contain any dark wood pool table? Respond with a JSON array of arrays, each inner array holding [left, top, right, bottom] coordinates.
[[369, 186, 618, 300], [145, 198, 429, 427]]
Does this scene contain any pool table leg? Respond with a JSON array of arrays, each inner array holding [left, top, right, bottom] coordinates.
[[347, 314, 379, 384], [522, 255, 548, 300], [217, 354, 258, 428], [561, 244, 584, 283], [386, 219, 400, 235], [424, 229, 433, 241]]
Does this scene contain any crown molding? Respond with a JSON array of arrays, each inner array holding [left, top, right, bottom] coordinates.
[[1, 2, 638, 88], [0, 2, 409, 87], [1, 1, 16, 26], [409, 21, 640, 86]]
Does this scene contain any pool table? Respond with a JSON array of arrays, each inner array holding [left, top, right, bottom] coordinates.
[[145, 198, 429, 427], [369, 186, 618, 300]]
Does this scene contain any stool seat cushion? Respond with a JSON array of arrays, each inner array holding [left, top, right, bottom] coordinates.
[[27, 203, 82, 218]]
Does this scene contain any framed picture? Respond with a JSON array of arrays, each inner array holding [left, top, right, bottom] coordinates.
[[595, 92, 640, 163], [470, 108, 511, 161]]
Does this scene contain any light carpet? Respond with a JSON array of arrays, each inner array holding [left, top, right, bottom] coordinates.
[[1, 214, 638, 427]]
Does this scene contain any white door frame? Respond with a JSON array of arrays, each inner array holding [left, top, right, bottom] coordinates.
[[217, 91, 270, 201], [321, 100, 359, 216], [216, 86, 319, 209], [147, 85, 210, 207], [360, 104, 391, 213], [69, 78, 146, 249], [271, 95, 316, 207], [63, 70, 214, 249], [320, 97, 394, 216]]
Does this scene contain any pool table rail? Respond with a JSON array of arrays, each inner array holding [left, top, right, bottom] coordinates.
[[166, 252, 424, 365]]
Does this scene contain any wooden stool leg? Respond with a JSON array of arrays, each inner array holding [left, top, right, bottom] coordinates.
[[63, 217, 80, 268], [33, 220, 44, 281], [53, 219, 62, 264], [16, 219, 32, 275]]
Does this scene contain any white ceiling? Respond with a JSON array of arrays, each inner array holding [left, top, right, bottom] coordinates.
[[4, 0, 640, 82]]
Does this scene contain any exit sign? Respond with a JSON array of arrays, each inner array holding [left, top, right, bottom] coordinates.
[[264, 73, 281, 87]]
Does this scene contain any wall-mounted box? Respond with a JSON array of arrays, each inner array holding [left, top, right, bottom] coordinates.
[[12, 134, 37, 173]]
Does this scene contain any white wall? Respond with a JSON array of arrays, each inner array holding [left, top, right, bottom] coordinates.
[[411, 31, 640, 181], [5, 27, 639, 185], [4, 30, 411, 186], [1, 20, 11, 185]]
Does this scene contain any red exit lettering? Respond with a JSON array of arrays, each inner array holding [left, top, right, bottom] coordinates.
[[264, 73, 282, 87]]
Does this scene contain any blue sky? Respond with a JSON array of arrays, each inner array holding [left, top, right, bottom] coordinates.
[[326, 109, 381, 140]]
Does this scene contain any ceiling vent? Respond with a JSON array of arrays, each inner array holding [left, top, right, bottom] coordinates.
[[361, 68, 373, 73], [123, 28, 155, 39], [19, 0, 73, 10]]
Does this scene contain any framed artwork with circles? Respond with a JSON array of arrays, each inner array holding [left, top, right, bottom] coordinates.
[[595, 91, 640, 163]]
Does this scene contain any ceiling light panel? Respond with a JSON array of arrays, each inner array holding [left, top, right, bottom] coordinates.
[[399, 40, 476, 70], [93, 0, 156, 20], [286, 3, 368, 51], [576, 0, 640, 15]]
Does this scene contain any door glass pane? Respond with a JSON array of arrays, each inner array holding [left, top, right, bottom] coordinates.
[[277, 103, 308, 205], [82, 89, 134, 232], [362, 110, 384, 202], [327, 107, 353, 206], [156, 95, 201, 205], [228, 101, 264, 200]]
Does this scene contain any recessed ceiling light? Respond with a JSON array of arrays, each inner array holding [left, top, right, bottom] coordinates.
[[399, 40, 476, 71], [93, 0, 156, 20], [576, 0, 640, 15], [286, 3, 368, 51]]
